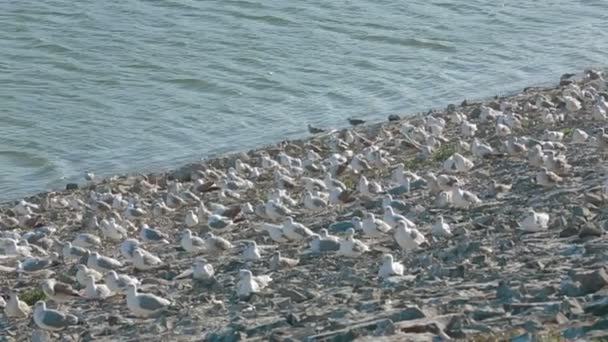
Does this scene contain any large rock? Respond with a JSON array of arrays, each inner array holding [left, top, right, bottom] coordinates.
[[573, 268, 608, 294]]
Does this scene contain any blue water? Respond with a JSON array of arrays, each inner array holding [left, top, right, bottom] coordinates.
[[1, 0, 607, 199]]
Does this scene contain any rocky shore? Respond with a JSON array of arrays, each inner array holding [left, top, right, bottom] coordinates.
[[2, 69, 608, 341]]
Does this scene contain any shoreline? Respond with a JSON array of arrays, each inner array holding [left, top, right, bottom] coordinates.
[[0, 76, 564, 206], [1, 69, 608, 341]]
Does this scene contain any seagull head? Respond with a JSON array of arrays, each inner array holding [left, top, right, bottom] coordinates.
[[382, 254, 394, 263]]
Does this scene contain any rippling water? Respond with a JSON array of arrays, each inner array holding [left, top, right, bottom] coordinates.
[[1, 0, 607, 199]]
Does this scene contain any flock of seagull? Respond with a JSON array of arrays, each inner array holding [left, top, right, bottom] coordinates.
[[0, 70, 607, 337]]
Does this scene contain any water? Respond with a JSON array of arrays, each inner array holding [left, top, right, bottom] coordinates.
[[1, 0, 607, 200]]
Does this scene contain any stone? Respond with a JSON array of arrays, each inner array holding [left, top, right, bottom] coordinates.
[[585, 297, 608, 316], [65, 183, 79, 190], [579, 222, 602, 238], [573, 268, 608, 294], [388, 114, 401, 122], [388, 306, 428, 323], [572, 206, 593, 219]]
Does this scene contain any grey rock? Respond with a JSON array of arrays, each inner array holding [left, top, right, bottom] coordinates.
[[573, 268, 608, 294], [65, 183, 79, 190]]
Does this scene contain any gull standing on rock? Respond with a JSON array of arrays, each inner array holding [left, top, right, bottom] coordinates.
[[99, 218, 128, 241], [140, 224, 169, 244], [185, 210, 199, 228], [378, 254, 404, 278], [337, 228, 370, 257], [383, 206, 415, 228], [241, 240, 262, 261], [282, 217, 314, 241], [126, 284, 170, 317], [432, 216, 452, 237], [237, 269, 272, 300], [451, 186, 482, 209], [42, 279, 82, 303], [311, 234, 341, 253], [572, 129, 589, 143], [395, 221, 427, 253], [536, 167, 563, 187], [5, 292, 31, 318], [265, 199, 292, 221], [33, 301, 79, 331], [519, 209, 550, 232], [181, 229, 206, 253], [62, 242, 89, 261], [269, 251, 299, 271], [120, 238, 140, 261], [193, 258, 215, 280], [361, 213, 392, 238], [262, 222, 289, 243], [105, 271, 140, 294], [203, 232, 233, 255], [76, 264, 103, 287], [84, 275, 112, 299], [88, 252, 123, 273], [303, 190, 328, 211], [72, 233, 102, 249], [133, 248, 163, 271]]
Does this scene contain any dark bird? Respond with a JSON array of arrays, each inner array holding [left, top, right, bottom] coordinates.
[[348, 118, 366, 126], [308, 124, 325, 134]]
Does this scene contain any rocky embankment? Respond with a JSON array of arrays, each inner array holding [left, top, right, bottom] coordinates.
[[2, 70, 608, 341]]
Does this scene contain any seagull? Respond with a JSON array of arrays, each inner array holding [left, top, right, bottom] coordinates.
[[361, 213, 392, 238], [133, 248, 163, 271], [303, 191, 328, 211], [41, 279, 82, 303], [181, 229, 206, 253], [572, 129, 589, 143], [5, 292, 31, 318], [394, 221, 427, 253], [126, 284, 170, 317], [269, 251, 299, 271], [536, 167, 563, 187], [84, 275, 112, 299], [378, 254, 404, 278], [105, 271, 140, 294], [543, 151, 571, 174], [208, 214, 233, 230], [237, 269, 272, 300], [140, 224, 169, 244], [319, 228, 340, 242], [120, 238, 140, 261], [460, 120, 478, 137], [451, 186, 481, 209], [62, 242, 89, 260], [261, 223, 289, 243], [358, 175, 382, 197], [99, 218, 128, 241], [203, 232, 233, 255], [193, 258, 215, 280], [382, 194, 408, 212], [241, 240, 262, 261], [519, 209, 550, 232], [383, 206, 415, 228], [282, 217, 314, 241], [432, 216, 452, 237], [265, 200, 292, 221], [72, 233, 102, 249], [471, 138, 496, 158], [33, 301, 79, 331], [88, 252, 123, 273], [185, 210, 199, 228], [337, 228, 370, 257], [17, 254, 59, 273], [310, 234, 341, 253], [76, 265, 103, 287]]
